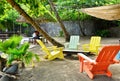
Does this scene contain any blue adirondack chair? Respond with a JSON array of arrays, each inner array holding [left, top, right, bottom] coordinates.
[[115, 51, 120, 60]]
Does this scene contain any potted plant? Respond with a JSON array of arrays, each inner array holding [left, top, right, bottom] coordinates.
[[0, 35, 40, 68]]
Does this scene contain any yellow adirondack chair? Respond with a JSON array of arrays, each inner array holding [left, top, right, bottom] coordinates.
[[82, 36, 101, 55], [36, 40, 64, 60]]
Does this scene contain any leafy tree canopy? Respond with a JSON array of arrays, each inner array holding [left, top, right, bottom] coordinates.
[[53, 0, 120, 21], [0, 0, 120, 26]]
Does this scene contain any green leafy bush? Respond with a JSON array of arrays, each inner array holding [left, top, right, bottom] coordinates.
[[0, 35, 40, 66], [95, 30, 110, 37], [59, 30, 64, 37]]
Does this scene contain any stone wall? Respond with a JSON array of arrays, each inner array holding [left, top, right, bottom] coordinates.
[[109, 27, 120, 37], [21, 20, 120, 37], [40, 20, 95, 36]]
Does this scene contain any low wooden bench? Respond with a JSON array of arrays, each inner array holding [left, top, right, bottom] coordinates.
[[63, 49, 89, 56]]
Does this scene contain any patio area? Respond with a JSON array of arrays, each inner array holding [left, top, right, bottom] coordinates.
[[17, 37, 120, 81]]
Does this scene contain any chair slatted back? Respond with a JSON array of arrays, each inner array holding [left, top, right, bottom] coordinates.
[[36, 40, 50, 54], [96, 45, 120, 62], [36, 40, 46, 49], [69, 36, 80, 50], [89, 36, 101, 51], [89, 46, 120, 72]]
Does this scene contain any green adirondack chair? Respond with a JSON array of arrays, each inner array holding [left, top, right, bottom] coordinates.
[[64, 35, 80, 50]]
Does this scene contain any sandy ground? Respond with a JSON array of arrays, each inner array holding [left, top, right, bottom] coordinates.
[[16, 37, 120, 81]]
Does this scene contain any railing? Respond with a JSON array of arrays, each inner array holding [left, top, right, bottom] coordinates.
[[0, 32, 20, 41]]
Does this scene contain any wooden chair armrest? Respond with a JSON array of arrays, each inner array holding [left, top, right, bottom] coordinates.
[[96, 45, 102, 47], [82, 44, 90, 51], [53, 47, 63, 50], [41, 46, 57, 51], [77, 43, 80, 46], [77, 43, 80, 49], [113, 59, 120, 63], [64, 42, 69, 48], [47, 46, 63, 51], [78, 53, 96, 64], [82, 44, 90, 47], [47, 46, 57, 49]]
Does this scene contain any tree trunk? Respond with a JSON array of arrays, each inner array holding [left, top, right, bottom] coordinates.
[[78, 12, 86, 36], [48, 0, 70, 42], [21, 62, 25, 68], [7, 0, 63, 47], [78, 21, 86, 36]]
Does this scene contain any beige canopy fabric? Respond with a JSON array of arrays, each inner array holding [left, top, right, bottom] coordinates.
[[81, 4, 120, 20]]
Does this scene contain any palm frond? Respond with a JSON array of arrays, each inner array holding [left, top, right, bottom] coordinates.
[[0, 35, 40, 66]]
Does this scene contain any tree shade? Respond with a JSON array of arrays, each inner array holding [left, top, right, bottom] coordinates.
[[80, 4, 120, 21]]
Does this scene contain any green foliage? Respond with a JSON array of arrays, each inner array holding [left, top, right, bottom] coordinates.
[[0, 0, 56, 31], [4, 9, 19, 22], [21, 23, 28, 27], [79, 12, 92, 20], [59, 30, 64, 37], [0, 1, 20, 31], [106, 0, 120, 4], [0, 35, 40, 66], [0, 0, 120, 30], [116, 21, 120, 26], [16, 0, 57, 21], [0, 22, 6, 30], [0, 35, 22, 53], [0, 1, 19, 22], [0, 2, 4, 15], [95, 30, 110, 37], [55, 0, 120, 21]]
